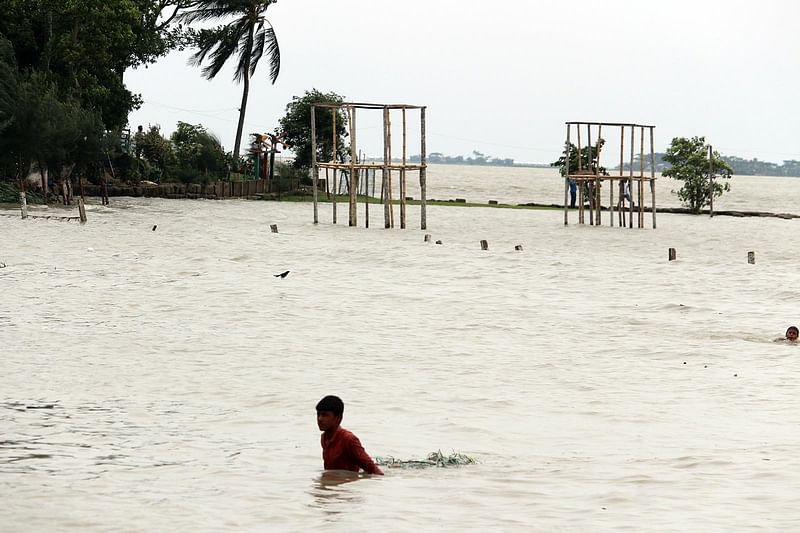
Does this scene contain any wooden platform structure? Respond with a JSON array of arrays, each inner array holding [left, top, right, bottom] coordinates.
[[310, 102, 428, 229], [563, 121, 657, 229]]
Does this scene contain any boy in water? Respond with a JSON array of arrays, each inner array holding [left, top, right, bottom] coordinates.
[[785, 326, 798, 342], [316, 395, 383, 475]]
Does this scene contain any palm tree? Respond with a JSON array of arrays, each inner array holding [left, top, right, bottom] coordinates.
[[181, 0, 280, 159]]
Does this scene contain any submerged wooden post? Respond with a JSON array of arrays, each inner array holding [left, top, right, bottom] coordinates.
[[400, 108, 407, 229], [668, 248, 676, 261], [618, 126, 625, 227], [587, 124, 594, 226], [650, 126, 657, 229], [639, 126, 645, 229], [18, 176, 28, 219], [382, 107, 391, 229], [594, 124, 603, 226], [349, 107, 358, 226], [424, 234, 431, 242], [708, 144, 715, 218], [563, 123, 571, 225], [311, 105, 318, 224], [747, 251, 755, 264], [480, 240, 489, 251], [629, 126, 635, 228], [577, 125, 584, 224], [270, 224, 278, 233], [515, 244, 523, 251], [420, 107, 427, 230], [78, 198, 87, 224]]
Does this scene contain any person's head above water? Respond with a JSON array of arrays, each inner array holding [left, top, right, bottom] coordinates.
[[786, 326, 799, 341], [316, 395, 344, 432]]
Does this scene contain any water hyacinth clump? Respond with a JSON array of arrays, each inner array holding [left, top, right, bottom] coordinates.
[[375, 450, 477, 469]]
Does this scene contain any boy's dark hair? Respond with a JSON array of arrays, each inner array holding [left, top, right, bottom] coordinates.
[[789, 326, 799, 334], [316, 395, 344, 416]]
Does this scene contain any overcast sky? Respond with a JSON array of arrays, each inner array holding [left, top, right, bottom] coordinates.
[[126, 0, 800, 164]]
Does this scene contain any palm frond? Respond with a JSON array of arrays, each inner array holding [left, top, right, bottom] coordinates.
[[188, 26, 241, 80], [179, 1, 244, 24], [252, 20, 280, 83]]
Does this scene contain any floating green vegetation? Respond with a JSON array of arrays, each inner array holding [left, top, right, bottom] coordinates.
[[375, 450, 477, 469]]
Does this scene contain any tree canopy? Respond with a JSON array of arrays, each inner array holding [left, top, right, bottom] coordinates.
[[551, 139, 608, 177], [662, 136, 733, 213], [0, 0, 191, 131], [278, 89, 348, 171]]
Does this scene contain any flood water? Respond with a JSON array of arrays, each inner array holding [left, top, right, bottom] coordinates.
[[2, 165, 800, 531]]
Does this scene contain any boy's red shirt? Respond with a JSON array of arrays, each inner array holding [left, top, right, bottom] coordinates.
[[321, 427, 383, 475]]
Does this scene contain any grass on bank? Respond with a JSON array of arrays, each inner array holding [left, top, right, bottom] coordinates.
[[274, 191, 557, 211]]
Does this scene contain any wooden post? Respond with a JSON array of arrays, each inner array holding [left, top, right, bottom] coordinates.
[[17, 175, 28, 220], [424, 234, 431, 242], [650, 126, 657, 229], [388, 109, 394, 228], [78, 198, 87, 224], [420, 107, 427, 230], [349, 106, 357, 226], [586, 125, 594, 225], [270, 224, 278, 233], [747, 251, 755, 264], [311, 105, 318, 224], [382, 106, 391, 229], [708, 145, 715, 218], [400, 108, 407, 229], [564, 123, 571, 225], [668, 248, 676, 261], [332, 168, 338, 223], [595, 125, 603, 226], [577, 124, 584, 224], [629, 126, 634, 228], [639, 126, 645, 229], [618, 126, 624, 227], [480, 240, 489, 251], [514, 245, 523, 251]]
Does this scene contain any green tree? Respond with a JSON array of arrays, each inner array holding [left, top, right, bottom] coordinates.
[[1, 69, 104, 201], [662, 136, 732, 213], [0, 0, 191, 130], [181, 0, 281, 159], [278, 89, 348, 171], [551, 139, 608, 176], [135, 124, 176, 181], [170, 121, 227, 181]]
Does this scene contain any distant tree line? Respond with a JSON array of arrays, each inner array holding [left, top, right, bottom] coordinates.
[[426, 151, 516, 167], [616, 153, 800, 177]]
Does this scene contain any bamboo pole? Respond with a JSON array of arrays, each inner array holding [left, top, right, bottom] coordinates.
[[388, 109, 394, 228], [400, 108, 407, 229], [332, 108, 337, 163], [650, 127, 657, 229], [587, 124, 594, 225], [709, 144, 714, 218], [332, 169, 338, 223], [311, 105, 318, 224], [18, 173, 28, 219], [420, 107, 427, 230], [577, 124, 584, 224], [564, 124, 570, 225], [382, 107, 391, 229], [364, 153, 369, 228], [618, 126, 624, 227], [629, 125, 634, 228], [639, 126, 645, 228], [349, 106, 357, 226], [595, 125, 602, 225]]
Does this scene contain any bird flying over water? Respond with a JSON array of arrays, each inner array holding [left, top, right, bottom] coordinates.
[[274, 270, 290, 278]]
